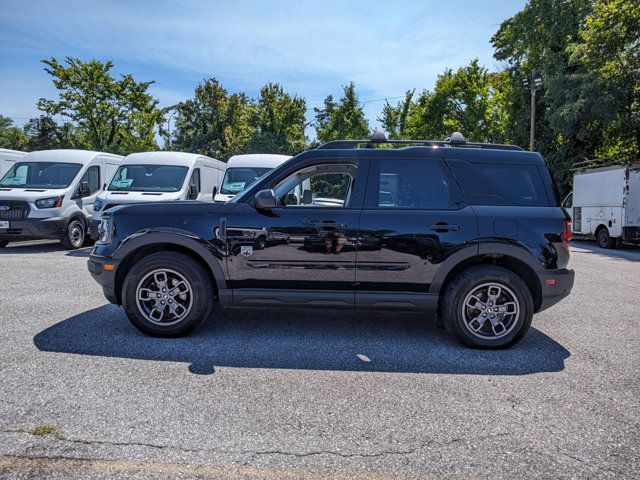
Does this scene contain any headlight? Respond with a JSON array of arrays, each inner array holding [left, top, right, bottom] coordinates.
[[96, 217, 115, 245], [94, 198, 104, 211], [35, 196, 63, 209]]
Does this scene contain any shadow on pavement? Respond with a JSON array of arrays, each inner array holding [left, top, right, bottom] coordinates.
[[571, 240, 640, 262], [34, 304, 570, 376], [0, 240, 93, 256]]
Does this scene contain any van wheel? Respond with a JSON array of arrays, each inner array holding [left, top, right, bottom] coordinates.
[[442, 266, 533, 349], [121, 252, 214, 337], [0, 240, 8, 248], [597, 227, 616, 249], [61, 220, 85, 249]]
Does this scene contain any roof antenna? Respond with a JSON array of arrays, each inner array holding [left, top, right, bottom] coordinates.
[[446, 132, 466, 144]]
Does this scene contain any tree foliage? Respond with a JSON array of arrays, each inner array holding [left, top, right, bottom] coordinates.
[[169, 78, 253, 160], [0, 116, 28, 150], [38, 57, 164, 155], [249, 83, 308, 155], [314, 82, 370, 143]]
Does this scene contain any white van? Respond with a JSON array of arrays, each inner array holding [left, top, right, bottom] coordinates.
[[91, 152, 225, 237], [214, 154, 291, 202], [0, 149, 26, 177], [0, 150, 124, 249]]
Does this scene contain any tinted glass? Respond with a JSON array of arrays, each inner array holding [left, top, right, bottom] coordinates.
[[0, 162, 82, 189], [108, 165, 188, 192], [447, 160, 551, 207], [189, 168, 201, 192], [371, 158, 466, 209]]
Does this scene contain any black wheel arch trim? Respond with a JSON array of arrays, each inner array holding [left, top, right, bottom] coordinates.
[[428, 240, 544, 294], [112, 229, 227, 293]]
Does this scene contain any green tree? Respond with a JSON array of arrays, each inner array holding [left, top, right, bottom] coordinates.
[[383, 60, 511, 143], [23, 115, 75, 151], [314, 82, 370, 143], [249, 83, 307, 154], [0, 115, 28, 150], [38, 57, 164, 155], [379, 90, 414, 139], [170, 78, 253, 160]]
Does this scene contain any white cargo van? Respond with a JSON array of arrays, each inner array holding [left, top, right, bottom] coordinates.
[[214, 154, 291, 202], [0, 150, 123, 249], [0, 149, 25, 177], [91, 152, 225, 237], [564, 163, 640, 248]]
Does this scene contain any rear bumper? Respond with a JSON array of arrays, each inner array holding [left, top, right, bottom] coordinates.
[[537, 268, 575, 312], [0, 217, 68, 241], [87, 255, 120, 304]]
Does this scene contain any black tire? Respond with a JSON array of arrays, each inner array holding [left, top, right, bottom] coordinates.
[[442, 265, 534, 349], [596, 227, 616, 249], [61, 219, 86, 250], [121, 252, 214, 337], [0, 240, 8, 248]]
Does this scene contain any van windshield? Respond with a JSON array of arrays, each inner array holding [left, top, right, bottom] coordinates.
[[0, 162, 83, 189], [220, 167, 272, 195], [108, 164, 189, 192]]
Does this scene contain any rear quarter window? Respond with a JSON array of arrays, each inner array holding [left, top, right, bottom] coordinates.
[[447, 159, 552, 207]]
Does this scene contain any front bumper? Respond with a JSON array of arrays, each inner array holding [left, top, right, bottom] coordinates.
[[88, 255, 120, 304], [0, 217, 68, 241], [537, 268, 575, 312]]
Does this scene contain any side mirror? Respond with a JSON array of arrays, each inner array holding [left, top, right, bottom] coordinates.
[[254, 189, 276, 210], [80, 181, 91, 197], [188, 184, 198, 199], [302, 189, 312, 205], [212, 185, 218, 197]]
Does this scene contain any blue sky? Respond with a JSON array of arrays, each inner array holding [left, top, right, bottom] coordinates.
[[0, 0, 526, 135]]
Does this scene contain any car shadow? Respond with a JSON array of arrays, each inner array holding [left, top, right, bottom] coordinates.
[[571, 240, 640, 262], [34, 304, 570, 376], [0, 240, 93, 256]]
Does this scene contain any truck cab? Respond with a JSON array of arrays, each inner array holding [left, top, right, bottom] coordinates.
[[214, 154, 291, 202]]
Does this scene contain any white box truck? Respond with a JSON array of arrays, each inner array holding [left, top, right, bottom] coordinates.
[[0, 149, 124, 249], [564, 163, 640, 248], [0, 148, 26, 177], [91, 151, 225, 238]]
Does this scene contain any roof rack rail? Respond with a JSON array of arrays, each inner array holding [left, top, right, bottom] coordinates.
[[316, 130, 523, 151], [571, 158, 638, 171]]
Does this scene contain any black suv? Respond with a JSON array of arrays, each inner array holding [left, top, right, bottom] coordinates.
[[88, 133, 574, 348]]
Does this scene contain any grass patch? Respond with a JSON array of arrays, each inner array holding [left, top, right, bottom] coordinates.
[[30, 424, 57, 436]]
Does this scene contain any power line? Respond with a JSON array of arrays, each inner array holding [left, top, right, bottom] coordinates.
[[359, 95, 405, 105]]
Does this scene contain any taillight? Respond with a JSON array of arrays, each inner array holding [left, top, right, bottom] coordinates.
[[562, 220, 573, 254]]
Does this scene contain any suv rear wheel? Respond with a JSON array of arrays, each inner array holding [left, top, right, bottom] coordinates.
[[442, 266, 533, 349], [121, 252, 213, 337]]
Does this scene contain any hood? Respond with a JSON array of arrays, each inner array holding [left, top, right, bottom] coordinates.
[[0, 187, 67, 203], [107, 200, 228, 217], [99, 191, 183, 205]]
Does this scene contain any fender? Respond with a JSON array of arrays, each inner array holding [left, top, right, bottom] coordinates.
[[428, 239, 544, 294], [113, 228, 227, 293]]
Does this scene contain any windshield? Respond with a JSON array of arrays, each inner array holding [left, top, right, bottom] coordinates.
[[220, 167, 273, 195], [0, 162, 83, 189], [108, 164, 189, 192]]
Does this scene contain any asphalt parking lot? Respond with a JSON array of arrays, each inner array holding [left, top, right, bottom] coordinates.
[[0, 240, 638, 479]]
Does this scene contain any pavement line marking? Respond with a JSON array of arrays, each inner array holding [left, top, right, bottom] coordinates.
[[0, 455, 478, 479]]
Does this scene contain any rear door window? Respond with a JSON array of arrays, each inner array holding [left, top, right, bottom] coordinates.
[[366, 157, 467, 210], [447, 160, 551, 207]]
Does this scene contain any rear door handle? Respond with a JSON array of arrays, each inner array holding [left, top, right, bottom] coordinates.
[[428, 223, 460, 232]]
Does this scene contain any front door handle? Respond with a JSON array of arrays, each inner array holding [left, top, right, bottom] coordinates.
[[428, 223, 460, 232]]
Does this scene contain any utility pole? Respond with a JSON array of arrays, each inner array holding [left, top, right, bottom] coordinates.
[[522, 73, 543, 151], [166, 110, 177, 150]]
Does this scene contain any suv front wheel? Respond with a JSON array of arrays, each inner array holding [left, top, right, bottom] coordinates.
[[121, 252, 214, 337], [442, 266, 533, 349]]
